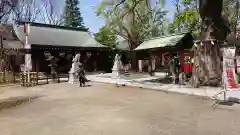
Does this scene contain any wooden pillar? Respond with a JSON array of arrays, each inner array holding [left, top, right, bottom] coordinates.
[[36, 58, 39, 72], [151, 56, 156, 72], [161, 53, 165, 66], [180, 51, 184, 72], [148, 58, 152, 76], [92, 52, 97, 71], [32, 55, 36, 72]]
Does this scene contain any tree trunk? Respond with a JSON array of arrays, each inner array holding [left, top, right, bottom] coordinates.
[[192, 41, 222, 87], [0, 35, 6, 72], [129, 40, 138, 71], [192, 0, 229, 87]]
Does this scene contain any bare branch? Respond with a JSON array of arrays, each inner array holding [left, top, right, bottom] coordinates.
[[9, 0, 43, 22], [111, 0, 145, 20], [40, 0, 63, 25], [121, 0, 143, 19], [113, 0, 125, 11], [0, 0, 17, 22]]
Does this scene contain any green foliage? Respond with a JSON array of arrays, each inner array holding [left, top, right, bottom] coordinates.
[[95, 0, 168, 49], [98, 0, 238, 41], [63, 0, 85, 28], [167, 23, 176, 34], [94, 25, 117, 48], [222, 0, 239, 32], [169, 0, 237, 36], [169, 0, 200, 35]]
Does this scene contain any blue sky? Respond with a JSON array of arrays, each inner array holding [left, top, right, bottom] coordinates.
[[75, 0, 175, 33]]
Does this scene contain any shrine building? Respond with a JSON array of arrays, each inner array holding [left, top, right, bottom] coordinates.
[[12, 21, 111, 73]]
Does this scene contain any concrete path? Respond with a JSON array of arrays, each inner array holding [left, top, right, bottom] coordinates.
[[1, 82, 240, 135], [86, 74, 225, 100]]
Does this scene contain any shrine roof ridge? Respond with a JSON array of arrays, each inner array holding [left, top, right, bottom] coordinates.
[[15, 21, 89, 32], [143, 32, 190, 42]]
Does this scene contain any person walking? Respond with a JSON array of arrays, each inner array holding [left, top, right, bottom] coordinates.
[[77, 63, 86, 87]]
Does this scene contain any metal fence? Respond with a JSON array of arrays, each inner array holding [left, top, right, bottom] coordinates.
[[0, 72, 19, 84]]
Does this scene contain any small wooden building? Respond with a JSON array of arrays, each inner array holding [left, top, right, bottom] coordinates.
[[134, 33, 194, 73], [13, 21, 111, 73]]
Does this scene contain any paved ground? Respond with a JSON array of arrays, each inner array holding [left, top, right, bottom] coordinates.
[[1, 83, 240, 135], [87, 74, 225, 99]]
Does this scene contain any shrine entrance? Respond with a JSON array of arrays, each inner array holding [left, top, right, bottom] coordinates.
[[31, 45, 111, 74]]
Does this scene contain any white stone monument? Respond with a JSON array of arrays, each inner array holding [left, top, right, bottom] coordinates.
[[112, 54, 123, 77], [68, 53, 81, 84]]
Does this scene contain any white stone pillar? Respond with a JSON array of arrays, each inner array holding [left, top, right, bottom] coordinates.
[[138, 60, 142, 72], [162, 54, 165, 66], [152, 57, 156, 71]]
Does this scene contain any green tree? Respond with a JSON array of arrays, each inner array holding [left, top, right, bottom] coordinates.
[[110, 0, 232, 87], [170, 0, 237, 36], [167, 0, 232, 86], [96, 0, 167, 67], [190, 0, 230, 87], [222, 0, 239, 33], [148, 0, 168, 37], [170, 0, 200, 36], [94, 25, 117, 48], [167, 22, 177, 34], [172, 0, 181, 32], [96, 0, 167, 47], [63, 0, 85, 28]]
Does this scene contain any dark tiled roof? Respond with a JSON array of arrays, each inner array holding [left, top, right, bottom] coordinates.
[[3, 40, 23, 49], [13, 22, 106, 48], [134, 33, 193, 51]]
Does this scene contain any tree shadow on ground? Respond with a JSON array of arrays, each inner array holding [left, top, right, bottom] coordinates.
[[83, 84, 92, 87], [144, 76, 173, 84], [212, 97, 240, 110], [0, 95, 41, 111]]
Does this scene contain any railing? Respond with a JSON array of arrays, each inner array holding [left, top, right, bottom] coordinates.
[[20, 72, 39, 87], [0, 72, 69, 87], [0, 72, 19, 84]]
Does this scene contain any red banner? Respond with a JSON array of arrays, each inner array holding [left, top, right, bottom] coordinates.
[[225, 68, 238, 89], [24, 23, 30, 36]]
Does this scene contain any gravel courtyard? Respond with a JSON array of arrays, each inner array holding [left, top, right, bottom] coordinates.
[[1, 82, 240, 135]]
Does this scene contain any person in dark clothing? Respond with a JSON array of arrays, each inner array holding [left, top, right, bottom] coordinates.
[[77, 63, 87, 87]]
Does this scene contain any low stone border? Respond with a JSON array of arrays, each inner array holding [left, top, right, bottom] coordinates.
[[87, 75, 223, 100]]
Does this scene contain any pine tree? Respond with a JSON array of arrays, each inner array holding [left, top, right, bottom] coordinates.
[[63, 0, 85, 28]]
